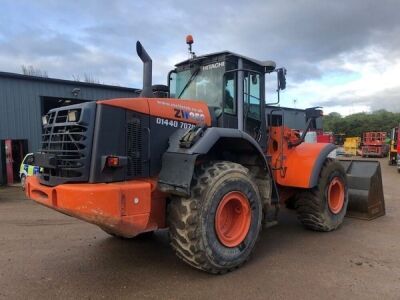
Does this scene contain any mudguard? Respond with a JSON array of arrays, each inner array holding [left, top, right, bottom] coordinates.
[[273, 142, 336, 188], [158, 127, 277, 199]]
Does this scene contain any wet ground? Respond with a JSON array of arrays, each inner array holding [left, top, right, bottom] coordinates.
[[0, 157, 399, 299]]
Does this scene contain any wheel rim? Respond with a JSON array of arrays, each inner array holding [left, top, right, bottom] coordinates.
[[215, 191, 251, 247], [327, 177, 345, 214]]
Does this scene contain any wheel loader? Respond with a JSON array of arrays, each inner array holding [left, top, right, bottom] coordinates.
[[25, 37, 385, 274]]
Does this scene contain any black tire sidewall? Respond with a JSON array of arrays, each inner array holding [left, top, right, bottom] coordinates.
[[200, 173, 262, 268]]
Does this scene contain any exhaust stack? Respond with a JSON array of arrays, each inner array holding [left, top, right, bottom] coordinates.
[[136, 41, 153, 97]]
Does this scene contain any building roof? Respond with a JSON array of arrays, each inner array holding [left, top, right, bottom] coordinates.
[[266, 105, 308, 113], [0, 71, 140, 93]]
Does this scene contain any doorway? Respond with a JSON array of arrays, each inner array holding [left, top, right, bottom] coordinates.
[[3, 139, 28, 185], [41, 96, 88, 114]]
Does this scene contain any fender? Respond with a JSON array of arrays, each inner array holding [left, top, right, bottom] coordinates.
[[158, 127, 278, 199], [274, 142, 336, 188]]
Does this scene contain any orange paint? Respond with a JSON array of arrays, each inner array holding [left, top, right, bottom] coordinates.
[[26, 176, 167, 237], [99, 97, 211, 126], [215, 191, 251, 248], [327, 177, 345, 214], [98, 98, 150, 115], [268, 126, 334, 188]]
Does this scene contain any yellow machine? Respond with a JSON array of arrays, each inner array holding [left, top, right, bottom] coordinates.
[[344, 137, 361, 156], [389, 127, 398, 165]]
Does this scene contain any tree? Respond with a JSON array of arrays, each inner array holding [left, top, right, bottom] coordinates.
[[72, 73, 101, 84], [21, 65, 48, 77], [323, 110, 400, 137], [83, 73, 100, 84]]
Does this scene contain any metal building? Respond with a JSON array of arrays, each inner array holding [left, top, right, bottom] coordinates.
[[266, 105, 323, 130], [0, 71, 139, 185]]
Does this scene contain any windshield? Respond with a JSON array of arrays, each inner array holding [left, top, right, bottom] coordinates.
[[175, 64, 225, 109]]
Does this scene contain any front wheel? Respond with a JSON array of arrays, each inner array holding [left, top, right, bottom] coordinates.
[[296, 159, 348, 232], [21, 175, 26, 191], [168, 161, 263, 274]]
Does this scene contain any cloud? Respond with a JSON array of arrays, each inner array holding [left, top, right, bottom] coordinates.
[[287, 46, 400, 115], [0, 0, 399, 113]]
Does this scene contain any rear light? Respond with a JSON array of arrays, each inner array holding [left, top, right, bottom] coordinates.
[[106, 156, 120, 167]]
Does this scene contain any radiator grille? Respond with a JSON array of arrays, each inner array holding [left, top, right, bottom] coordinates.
[[127, 118, 143, 176], [39, 103, 94, 184]]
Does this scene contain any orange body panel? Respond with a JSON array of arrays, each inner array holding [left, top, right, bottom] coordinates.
[[98, 98, 150, 115], [98, 97, 211, 126], [26, 176, 166, 237], [269, 126, 334, 188]]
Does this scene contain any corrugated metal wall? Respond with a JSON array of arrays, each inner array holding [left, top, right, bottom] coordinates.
[[0, 72, 139, 184]]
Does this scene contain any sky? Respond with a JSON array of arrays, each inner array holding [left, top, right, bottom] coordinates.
[[0, 0, 399, 115]]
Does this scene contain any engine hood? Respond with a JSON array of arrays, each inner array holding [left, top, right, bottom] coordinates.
[[98, 98, 211, 126]]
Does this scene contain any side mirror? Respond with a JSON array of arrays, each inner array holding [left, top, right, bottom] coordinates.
[[251, 74, 258, 85], [305, 106, 323, 120], [277, 68, 287, 90]]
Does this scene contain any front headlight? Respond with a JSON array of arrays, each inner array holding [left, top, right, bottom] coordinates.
[[68, 110, 78, 122], [42, 115, 48, 125]]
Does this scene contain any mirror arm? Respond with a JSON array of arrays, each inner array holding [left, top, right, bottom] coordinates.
[[266, 71, 281, 106]]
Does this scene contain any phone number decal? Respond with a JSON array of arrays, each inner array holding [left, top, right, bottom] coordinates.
[[156, 118, 195, 129]]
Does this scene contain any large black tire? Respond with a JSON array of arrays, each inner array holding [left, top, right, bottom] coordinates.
[[296, 159, 348, 232], [168, 161, 263, 274]]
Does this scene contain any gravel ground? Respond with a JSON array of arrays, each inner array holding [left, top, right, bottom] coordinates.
[[0, 157, 399, 299]]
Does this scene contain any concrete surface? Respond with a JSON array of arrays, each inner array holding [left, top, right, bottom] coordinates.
[[0, 158, 399, 299]]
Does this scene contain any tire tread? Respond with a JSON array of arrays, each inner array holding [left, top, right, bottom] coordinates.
[[296, 159, 347, 232], [168, 161, 254, 274]]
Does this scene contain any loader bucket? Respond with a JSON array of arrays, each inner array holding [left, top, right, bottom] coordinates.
[[338, 160, 385, 220]]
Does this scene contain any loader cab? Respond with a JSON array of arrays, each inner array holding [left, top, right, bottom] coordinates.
[[168, 52, 278, 150]]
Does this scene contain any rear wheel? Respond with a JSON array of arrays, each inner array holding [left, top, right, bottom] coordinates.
[[168, 161, 262, 274], [296, 159, 348, 231]]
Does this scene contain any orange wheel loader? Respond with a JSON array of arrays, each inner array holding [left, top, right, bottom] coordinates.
[[26, 37, 385, 274]]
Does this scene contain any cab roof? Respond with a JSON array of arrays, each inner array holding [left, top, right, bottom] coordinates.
[[175, 51, 276, 72]]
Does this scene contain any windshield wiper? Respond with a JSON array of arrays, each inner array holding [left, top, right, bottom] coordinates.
[[178, 67, 200, 98]]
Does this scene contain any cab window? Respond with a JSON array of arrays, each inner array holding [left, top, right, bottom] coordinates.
[[224, 72, 236, 115], [244, 73, 261, 120], [25, 155, 34, 165], [175, 65, 224, 109]]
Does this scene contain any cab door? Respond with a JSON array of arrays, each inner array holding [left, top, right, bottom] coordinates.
[[222, 68, 266, 149], [243, 72, 262, 141]]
